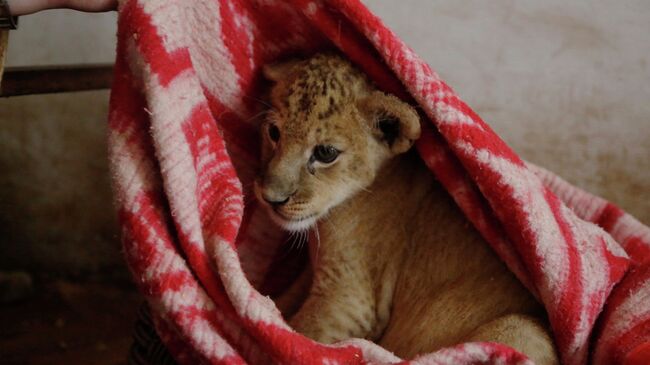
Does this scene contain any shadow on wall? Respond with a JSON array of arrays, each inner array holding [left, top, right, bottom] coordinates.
[[0, 91, 123, 277]]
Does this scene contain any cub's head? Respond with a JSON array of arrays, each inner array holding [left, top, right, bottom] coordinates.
[[254, 54, 421, 231]]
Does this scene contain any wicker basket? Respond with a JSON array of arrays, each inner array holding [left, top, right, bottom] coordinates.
[[128, 304, 177, 365]]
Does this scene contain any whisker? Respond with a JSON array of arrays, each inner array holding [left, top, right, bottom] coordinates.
[[281, 230, 300, 259], [298, 229, 308, 251], [313, 224, 321, 264], [242, 94, 275, 110], [346, 179, 373, 194], [245, 109, 271, 123]]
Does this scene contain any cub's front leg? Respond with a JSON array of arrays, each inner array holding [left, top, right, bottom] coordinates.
[[289, 260, 379, 344], [466, 314, 559, 365]]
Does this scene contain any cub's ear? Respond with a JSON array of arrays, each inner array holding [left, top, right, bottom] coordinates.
[[262, 59, 303, 82], [358, 91, 421, 154]]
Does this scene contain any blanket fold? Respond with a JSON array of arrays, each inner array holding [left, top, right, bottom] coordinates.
[[108, 1, 650, 364]]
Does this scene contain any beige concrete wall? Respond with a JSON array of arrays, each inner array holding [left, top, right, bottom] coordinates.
[[0, 2, 647, 275], [5, 10, 116, 66]]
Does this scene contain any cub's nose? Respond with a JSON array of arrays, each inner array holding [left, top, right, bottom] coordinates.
[[261, 188, 297, 207]]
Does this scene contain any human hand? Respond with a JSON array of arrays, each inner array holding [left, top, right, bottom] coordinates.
[[8, 0, 117, 16]]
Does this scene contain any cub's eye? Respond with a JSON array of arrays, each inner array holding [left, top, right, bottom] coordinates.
[[268, 123, 280, 143], [313, 145, 340, 164]]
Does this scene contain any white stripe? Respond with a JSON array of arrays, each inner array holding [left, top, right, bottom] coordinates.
[[141, 1, 187, 52], [142, 238, 185, 281], [184, 0, 247, 115], [525, 162, 607, 222], [210, 235, 288, 327], [559, 204, 616, 363], [196, 151, 217, 172], [157, 300, 235, 360], [108, 125, 158, 210], [160, 283, 215, 312], [305, 2, 318, 15], [143, 67, 206, 248], [595, 280, 650, 361], [611, 214, 650, 251], [435, 101, 483, 129], [331, 338, 401, 363]]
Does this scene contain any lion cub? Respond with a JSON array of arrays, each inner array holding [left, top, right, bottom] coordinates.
[[254, 54, 558, 364]]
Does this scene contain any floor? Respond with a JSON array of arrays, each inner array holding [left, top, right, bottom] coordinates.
[[0, 279, 141, 365]]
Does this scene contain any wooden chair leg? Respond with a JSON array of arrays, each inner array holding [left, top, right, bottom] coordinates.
[[0, 64, 114, 97], [0, 31, 113, 97], [0, 30, 8, 85]]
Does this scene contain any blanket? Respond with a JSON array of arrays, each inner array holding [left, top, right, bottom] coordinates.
[[107, 0, 650, 364]]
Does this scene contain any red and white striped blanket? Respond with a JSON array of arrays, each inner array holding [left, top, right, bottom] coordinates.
[[107, 0, 650, 364]]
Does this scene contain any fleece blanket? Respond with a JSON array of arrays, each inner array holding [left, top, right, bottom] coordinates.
[[107, 0, 650, 364]]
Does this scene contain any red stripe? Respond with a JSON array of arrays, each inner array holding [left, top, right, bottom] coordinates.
[[602, 263, 650, 321], [252, 321, 365, 364], [594, 263, 650, 364], [218, 1, 255, 108], [597, 203, 625, 232], [624, 236, 650, 266], [544, 188, 584, 361], [608, 319, 650, 365], [624, 340, 650, 365], [163, 306, 246, 365], [108, 36, 147, 134]]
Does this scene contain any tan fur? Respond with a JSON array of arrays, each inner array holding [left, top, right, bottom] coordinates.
[[256, 54, 559, 364]]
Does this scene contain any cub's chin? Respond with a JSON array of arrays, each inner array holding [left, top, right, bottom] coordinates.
[[267, 210, 319, 232]]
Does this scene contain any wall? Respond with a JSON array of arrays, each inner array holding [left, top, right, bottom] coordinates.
[[0, 10, 118, 275], [365, 0, 650, 222], [0, 2, 647, 276]]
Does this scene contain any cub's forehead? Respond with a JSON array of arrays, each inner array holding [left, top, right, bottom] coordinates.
[[272, 108, 355, 146], [272, 55, 370, 123]]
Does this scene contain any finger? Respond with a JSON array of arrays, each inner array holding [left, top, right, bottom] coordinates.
[[6, 0, 54, 16], [7, 0, 117, 15], [60, 0, 117, 12]]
